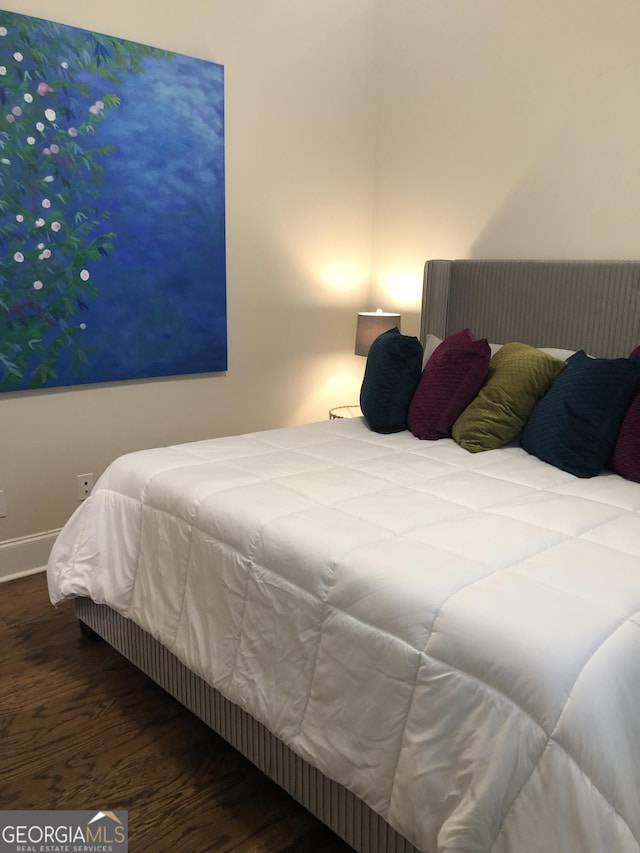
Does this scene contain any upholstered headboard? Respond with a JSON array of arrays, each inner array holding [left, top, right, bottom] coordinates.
[[421, 260, 640, 358]]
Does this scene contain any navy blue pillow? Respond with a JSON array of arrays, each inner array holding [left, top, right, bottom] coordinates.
[[521, 350, 640, 478], [360, 327, 423, 433]]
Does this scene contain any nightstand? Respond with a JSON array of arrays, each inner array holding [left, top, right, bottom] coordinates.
[[329, 405, 362, 419]]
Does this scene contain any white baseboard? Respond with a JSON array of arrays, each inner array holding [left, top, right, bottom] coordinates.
[[0, 530, 61, 583]]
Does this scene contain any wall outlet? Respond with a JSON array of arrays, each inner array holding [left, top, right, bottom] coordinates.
[[0, 490, 6, 517], [77, 473, 94, 501]]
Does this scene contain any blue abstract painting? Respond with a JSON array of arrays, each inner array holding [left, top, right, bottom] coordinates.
[[0, 11, 226, 391]]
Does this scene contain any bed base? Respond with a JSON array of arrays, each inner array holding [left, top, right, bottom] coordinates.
[[75, 597, 420, 853]]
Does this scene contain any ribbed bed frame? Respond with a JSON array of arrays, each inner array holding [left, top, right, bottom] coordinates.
[[423, 259, 640, 357], [76, 259, 640, 853]]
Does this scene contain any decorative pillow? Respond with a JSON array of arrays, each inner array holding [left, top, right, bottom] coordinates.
[[408, 329, 490, 440], [451, 342, 566, 453], [608, 346, 640, 482], [521, 350, 640, 478], [359, 327, 423, 434]]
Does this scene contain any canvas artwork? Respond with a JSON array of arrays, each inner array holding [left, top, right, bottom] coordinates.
[[0, 11, 226, 392]]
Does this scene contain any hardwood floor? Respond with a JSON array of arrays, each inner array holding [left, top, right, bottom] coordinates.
[[0, 572, 353, 852]]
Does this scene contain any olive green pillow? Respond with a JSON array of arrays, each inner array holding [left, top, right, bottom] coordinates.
[[452, 342, 566, 452]]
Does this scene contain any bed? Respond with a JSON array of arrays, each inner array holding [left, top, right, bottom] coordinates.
[[47, 259, 640, 853]]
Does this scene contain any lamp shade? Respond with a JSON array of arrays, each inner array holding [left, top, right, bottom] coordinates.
[[355, 309, 402, 356]]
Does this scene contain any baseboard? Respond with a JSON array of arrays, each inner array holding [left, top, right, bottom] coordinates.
[[0, 530, 61, 583]]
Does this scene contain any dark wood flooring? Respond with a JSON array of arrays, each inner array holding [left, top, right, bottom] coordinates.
[[0, 572, 353, 852]]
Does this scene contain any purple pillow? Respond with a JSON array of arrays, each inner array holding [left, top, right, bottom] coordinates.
[[609, 345, 640, 482], [408, 329, 491, 440]]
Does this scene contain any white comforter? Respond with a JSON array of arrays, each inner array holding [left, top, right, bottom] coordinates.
[[48, 417, 640, 853]]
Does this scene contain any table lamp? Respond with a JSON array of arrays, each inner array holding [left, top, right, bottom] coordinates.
[[355, 309, 402, 356]]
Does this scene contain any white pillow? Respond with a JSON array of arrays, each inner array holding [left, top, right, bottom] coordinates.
[[425, 337, 576, 367], [490, 343, 575, 360], [422, 334, 443, 367], [537, 346, 576, 361]]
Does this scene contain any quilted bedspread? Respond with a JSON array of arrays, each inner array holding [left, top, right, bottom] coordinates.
[[47, 417, 640, 853]]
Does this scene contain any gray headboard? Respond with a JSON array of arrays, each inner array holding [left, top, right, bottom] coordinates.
[[421, 259, 640, 358]]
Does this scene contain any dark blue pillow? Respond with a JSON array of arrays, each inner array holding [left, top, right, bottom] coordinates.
[[359, 327, 423, 433], [521, 350, 640, 478]]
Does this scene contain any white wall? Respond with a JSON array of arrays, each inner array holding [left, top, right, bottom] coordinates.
[[0, 0, 375, 553], [370, 0, 640, 328], [5, 0, 640, 569]]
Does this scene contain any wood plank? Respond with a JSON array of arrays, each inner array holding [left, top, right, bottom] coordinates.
[[0, 573, 352, 852]]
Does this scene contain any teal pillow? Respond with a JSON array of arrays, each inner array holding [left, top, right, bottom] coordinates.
[[360, 328, 423, 433], [521, 350, 640, 478]]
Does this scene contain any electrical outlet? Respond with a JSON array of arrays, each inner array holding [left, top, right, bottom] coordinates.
[[0, 490, 6, 517], [77, 473, 94, 501]]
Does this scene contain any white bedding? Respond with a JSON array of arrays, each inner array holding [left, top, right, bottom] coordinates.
[[47, 417, 640, 853]]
